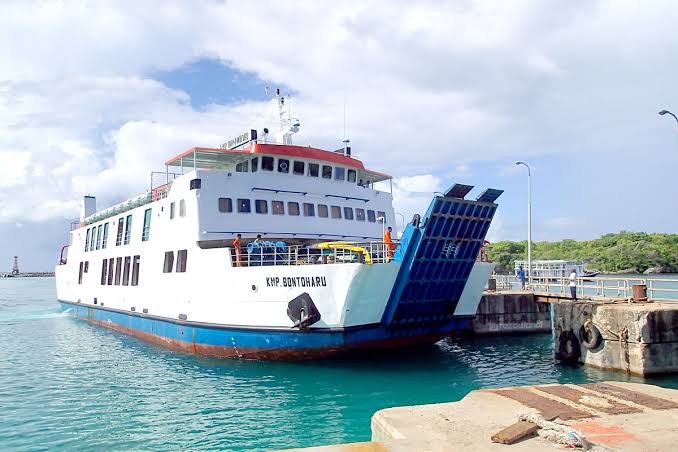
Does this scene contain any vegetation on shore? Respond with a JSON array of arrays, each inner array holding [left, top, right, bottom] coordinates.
[[487, 231, 678, 274]]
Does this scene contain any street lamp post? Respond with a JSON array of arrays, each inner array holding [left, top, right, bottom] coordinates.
[[514, 161, 532, 286], [658, 109, 678, 125]]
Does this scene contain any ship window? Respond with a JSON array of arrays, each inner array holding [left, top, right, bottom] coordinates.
[[102, 223, 109, 249], [85, 228, 91, 252], [131, 255, 140, 286], [262, 156, 274, 171], [377, 211, 386, 222], [278, 158, 289, 173], [101, 259, 108, 285], [344, 207, 354, 220], [308, 163, 319, 177], [293, 161, 305, 175], [272, 201, 284, 215], [331, 206, 342, 219], [84, 261, 89, 273], [303, 203, 315, 217], [176, 249, 187, 273], [356, 208, 366, 221], [116, 218, 124, 246], [96, 224, 102, 250], [107, 258, 115, 285], [114, 257, 122, 285], [170, 202, 175, 219], [334, 167, 345, 181], [236, 161, 249, 172], [78, 262, 84, 284], [255, 199, 268, 214], [124, 214, 132, 245], [288, 202, 300, 216], [347, 169, 357, 183], [318, 204, 329, 218], [179, 199, 186, 217], [237, 199, 251, 213], [189, 178, 201, 190], [367, 210, 376, 222], [218, 197, 233, 213], [322, 165, 332, 179], [123, 256, 131, 285], [142, 208, 152, 242], [163, 251, 174, 273], [251, 157, 258, 172]]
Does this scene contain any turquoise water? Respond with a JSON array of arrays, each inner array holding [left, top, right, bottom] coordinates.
[[1, 278, 677, 451]]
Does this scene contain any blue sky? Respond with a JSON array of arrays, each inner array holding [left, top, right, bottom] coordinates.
[[1, 1, 678, 271]]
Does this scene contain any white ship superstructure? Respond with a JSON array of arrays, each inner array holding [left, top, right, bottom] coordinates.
[[56, 96, 502, 359]]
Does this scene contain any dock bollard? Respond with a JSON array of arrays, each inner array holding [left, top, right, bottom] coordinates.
[[632, 284, 648, 302], [487, 278, 497, 291]]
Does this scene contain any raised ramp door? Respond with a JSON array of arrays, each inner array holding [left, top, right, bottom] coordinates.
[[382, 187, 502, 330]]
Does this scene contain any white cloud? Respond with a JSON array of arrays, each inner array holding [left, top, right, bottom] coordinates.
[[0, 0, 677, 239]]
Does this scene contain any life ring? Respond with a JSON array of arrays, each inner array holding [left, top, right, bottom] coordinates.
[[579, 322, 602, 350], [557, 330, 581, 362]]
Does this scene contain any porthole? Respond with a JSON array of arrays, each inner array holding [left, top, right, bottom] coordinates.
[[251, 284, 258, 292]]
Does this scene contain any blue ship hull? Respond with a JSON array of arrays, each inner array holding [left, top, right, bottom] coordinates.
[[59, 300, 471, 359]]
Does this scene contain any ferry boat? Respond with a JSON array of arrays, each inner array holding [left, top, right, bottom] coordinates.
[[55, 93, 503, 360]]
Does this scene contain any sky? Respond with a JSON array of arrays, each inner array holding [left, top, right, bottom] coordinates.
[[1, 0, 678, 271]]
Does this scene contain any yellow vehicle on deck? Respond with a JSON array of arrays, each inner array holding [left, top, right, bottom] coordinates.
[[313, 241, 373, 265]]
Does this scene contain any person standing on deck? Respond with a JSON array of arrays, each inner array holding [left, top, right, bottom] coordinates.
[[384, 226, 395, 260], [569, 268, 578, 301], [233, 234, 242, 267], [516, 265, 526, 289]]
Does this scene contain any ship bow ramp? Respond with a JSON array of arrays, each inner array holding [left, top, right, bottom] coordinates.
[[382, 184, 502, 331]]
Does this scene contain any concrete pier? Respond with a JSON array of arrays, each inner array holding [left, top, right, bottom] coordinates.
[[284, 382, 678, 451], [473, 291, 551, 334], [548, 298, 678, 376]]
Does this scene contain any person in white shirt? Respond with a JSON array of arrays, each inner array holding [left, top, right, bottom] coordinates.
[[569, 268, 578, 301]]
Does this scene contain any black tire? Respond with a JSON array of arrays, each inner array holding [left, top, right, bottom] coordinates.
[[557, 330, 581, 362], [579, 323, 602, 350]]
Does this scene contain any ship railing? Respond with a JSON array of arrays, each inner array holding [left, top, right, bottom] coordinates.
[[235, 240, 398, 267]]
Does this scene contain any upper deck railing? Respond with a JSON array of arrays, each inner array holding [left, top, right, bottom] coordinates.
[[232, 240, 398, 267]]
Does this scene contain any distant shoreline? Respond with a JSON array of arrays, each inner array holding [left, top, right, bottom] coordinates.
[[0, 273, 55, 278]]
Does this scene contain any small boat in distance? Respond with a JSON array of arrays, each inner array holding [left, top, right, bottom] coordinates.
[[55, 91, 503, 360]]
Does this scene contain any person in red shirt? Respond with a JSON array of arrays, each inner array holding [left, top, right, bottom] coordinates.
[[384, 226, 395, 260], [233, 234, 242, 267]]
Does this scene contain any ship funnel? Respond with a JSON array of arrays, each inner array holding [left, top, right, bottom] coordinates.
[[81, 195, 96, 221]]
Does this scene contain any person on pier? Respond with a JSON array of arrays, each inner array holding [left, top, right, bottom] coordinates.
[[569, 268, 578, 301]]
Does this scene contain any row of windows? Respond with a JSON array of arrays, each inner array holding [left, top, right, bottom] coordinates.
[[218, 198, 386, 222], [85, 208, 152, 252], [163, 250, 188, 273], [235, 157, 371, 185], [101, 255, 141, 286]]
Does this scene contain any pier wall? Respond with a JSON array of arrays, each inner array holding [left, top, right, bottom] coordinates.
[[472, 292, 551, 334], [550, 299, 678, 376]]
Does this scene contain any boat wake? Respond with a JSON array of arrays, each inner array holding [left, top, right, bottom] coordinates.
[[0, 308, 69, 325]]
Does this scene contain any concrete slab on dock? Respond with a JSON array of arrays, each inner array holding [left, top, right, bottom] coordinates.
[[372, 381, 678, 451], [547, 299, 678, 375], [284, 382, 678, 451], [474, 291, 551, 334]]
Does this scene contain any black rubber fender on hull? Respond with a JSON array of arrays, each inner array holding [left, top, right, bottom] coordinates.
[[579, 322, 602, 350]]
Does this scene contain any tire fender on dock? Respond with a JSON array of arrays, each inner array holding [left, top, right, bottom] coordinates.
[[557, 330, 581, 362], [579, 321, 602, 350]]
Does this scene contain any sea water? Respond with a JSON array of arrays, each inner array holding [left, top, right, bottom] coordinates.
[[1, 278, 677, 451]]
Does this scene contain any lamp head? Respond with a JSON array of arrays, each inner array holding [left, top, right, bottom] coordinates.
[[515, 161, 525, 166], [659, 110, 669, 115]]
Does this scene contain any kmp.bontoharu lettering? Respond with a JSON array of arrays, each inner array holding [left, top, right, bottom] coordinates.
[[266, 276, 327, 288]]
